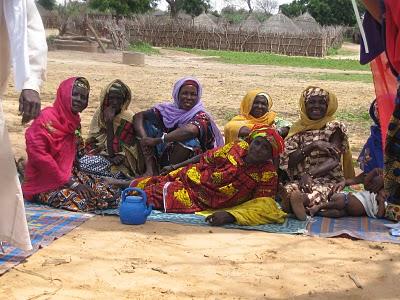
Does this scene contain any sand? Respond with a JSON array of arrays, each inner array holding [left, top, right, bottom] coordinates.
[[1, 45, 399, 299]]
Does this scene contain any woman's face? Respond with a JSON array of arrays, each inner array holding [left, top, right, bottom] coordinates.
[[250, 95, 269, 118], [106, 90, 125, 113], [305, 95, 328, 120], [246, 137, 273, 164], [178, 84, 198, 111], [71, 83, 89, 114]]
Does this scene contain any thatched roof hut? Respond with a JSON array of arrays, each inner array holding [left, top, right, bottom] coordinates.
[[260, 13, 301, 34], [193, 13, 219, 30], [294, 12, 322, 33], [241, 14, 261, 32]]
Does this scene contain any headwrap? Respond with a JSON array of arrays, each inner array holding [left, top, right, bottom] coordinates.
[[87, 79, 133, 150], [248, 124, 284, 158], [23, 77, 89, 198], [224, 88, 276, 144], [358, 99, 384, 173], [155, 76, 224, 147], [303, 87, 329, 103], [287, 86, 355, 179]]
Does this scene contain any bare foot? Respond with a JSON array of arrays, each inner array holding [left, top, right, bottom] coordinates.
[[290, 197, 307, 221]]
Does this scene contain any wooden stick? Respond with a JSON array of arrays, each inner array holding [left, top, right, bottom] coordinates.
[[88, 23, 106, 53], [348, 273, 363, 289]]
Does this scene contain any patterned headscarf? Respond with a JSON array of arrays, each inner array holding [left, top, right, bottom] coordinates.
[[303, 87, 329, 103], [248, 124, 285, 158]]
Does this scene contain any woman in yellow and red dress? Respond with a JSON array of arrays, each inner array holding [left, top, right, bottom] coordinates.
[[131, 125, 284, 214]]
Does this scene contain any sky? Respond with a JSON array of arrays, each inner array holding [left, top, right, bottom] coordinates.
[[55, 0, 294, 13]]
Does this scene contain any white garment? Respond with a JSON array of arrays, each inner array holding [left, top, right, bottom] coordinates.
[[0, 0, 47, 250], [352, 191, 379, 218]]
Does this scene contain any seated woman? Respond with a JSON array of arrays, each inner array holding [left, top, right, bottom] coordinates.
[[22, 77, 120, 212], [280, 86, 355, 220], [125, 126, 286, 226], [133, 77, 224, 176], [224, 88, 290, 143], [85, 79, 143, 178]]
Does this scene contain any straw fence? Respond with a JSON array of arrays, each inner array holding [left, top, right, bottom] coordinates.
[[41, 14, 345, 57]]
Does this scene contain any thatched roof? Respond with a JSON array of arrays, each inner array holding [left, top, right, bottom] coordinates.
[[294, 12, 322, 33], [241, 14, 261, 32], [260, 13, 301, 34], [193, 13, 219, 30]]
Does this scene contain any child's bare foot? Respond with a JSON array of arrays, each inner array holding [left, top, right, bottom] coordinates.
[[290, 196, 307, 221]]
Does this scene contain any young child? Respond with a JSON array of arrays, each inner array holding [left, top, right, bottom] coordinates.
[[308, 168, 386, 218], [308, 189, 386, 218]]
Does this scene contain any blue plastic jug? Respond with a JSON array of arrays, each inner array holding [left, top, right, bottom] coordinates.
[[119, 187, 152, 225]]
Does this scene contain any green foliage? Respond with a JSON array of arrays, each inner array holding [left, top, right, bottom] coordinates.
[[280, 0, 365, 26], [174, 48, 370, 71], [88, 0, 156, 16], [36, 0, 56, 10], [221, 5, 248, 24], [128, 41, 160, 55], [336, 110, 370, 122], [280, 0, 308, 18], [180, 0, 210, 17]]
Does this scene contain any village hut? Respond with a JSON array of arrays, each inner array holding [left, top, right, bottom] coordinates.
[[193, 13, 220, 30], [240, 14, 261, 32], [260, 13, 301, 34], [293, 12, 322, 33]]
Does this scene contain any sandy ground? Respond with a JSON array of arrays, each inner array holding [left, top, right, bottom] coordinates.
[[1, 45, 399, 299]]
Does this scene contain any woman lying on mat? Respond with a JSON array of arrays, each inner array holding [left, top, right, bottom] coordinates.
[[133, 76, 223, 176], [107, 125, 287, 226], [279, 86, 355, 221], [22, 77, 121, 212]]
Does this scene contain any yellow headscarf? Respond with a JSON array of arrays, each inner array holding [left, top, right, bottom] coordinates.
[[224, 88, 276, 144], [87, 79, 133, 147], [288, 86, 355, 179]]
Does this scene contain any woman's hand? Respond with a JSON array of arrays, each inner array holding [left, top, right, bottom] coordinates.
[[141, 137, 161, 147], [299, 173, 313, 193], [365, 171, 384, 193], [205, 211, 235, 226], [313, 141, 340, 158], [108, 154, 125, 165], [103, 106, 116, 123], [72, 183, 95, 199], [332, 180, 346, 193], [160, 165, 176, 176]]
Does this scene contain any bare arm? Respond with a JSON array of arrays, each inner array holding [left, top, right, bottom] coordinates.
[[132, 111, 148, 139], [376, 190, 387, 218], [288, 142, 316, 170]]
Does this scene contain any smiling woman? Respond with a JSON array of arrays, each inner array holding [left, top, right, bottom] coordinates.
[[132, 77, 224, 176]]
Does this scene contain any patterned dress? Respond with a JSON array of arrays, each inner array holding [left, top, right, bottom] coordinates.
[[131, 141, 278, 213], [144, 108, 216, 167], [36, 136, 121, 212], [280, 121, 348, 206]]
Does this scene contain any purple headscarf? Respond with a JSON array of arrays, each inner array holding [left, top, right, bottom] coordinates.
[[155, 77, 224, 147]]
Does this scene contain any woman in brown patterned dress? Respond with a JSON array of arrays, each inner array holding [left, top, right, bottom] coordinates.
[[280, 86, 355, 220]]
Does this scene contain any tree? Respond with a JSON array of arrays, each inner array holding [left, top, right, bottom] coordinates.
[[180, 0, 210, 18], [36, 0, 56, 10], [255, 0, 277, 15], [280, 0, 365, 26], [308, 0, 365, 26], [165, 0, 210, 18], [279, 0, 308, 18], [88, 0, 157, 16], [221, 5, 248, 24]]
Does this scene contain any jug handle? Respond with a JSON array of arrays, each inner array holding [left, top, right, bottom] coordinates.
[[121, 187, 147, 204]]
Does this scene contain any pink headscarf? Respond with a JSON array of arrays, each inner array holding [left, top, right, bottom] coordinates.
[[23, 77, 88, 199]]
